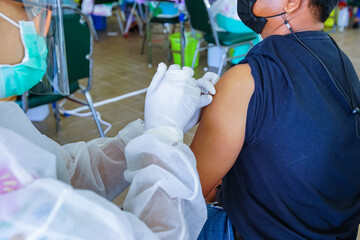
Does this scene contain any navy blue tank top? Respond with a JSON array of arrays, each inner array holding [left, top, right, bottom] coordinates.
[[222, 31, 360, 239]]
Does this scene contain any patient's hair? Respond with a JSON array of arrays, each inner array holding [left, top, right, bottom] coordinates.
[[309, 0, 339, 22]]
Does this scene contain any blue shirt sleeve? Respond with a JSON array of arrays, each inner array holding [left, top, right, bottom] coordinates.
[[240, 55, 289, 146]]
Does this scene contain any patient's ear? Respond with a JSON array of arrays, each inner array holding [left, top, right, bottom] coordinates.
[[284, 0, 303, 14]]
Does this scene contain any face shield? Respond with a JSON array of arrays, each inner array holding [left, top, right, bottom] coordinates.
[[14, 0, 69, 95]]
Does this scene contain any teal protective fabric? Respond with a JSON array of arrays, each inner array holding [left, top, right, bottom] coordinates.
[[0, 21, 47, 98]]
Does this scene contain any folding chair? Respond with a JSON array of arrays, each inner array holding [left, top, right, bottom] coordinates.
[[140, 1, 181, 67], [184, 0, 258, 75], [16, 5, 105, 137]]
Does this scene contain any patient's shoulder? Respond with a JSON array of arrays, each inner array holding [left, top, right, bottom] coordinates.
[[214, 63, 254, 99], [191, 64, 255, 190], [200, 63, 255, 134]]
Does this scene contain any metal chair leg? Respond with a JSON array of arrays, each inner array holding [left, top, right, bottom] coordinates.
[[87, 15, 99, 42], [218, 48, 228, 76], [141, 29, 147, 54], [166, 37, 172, 62], [180, 19, 185, 67], [124, 1, 138, 36], [138, 3, 146, 21], [52, 102, 61, 133], [147, 20, 152, 68], [83, 90, 105, 137], [134, 8, 144, 36], [191, 40, 201, 69], [21, 92, 28, 112], [163, 25, 172, 62], [115, 8, 125, 36]]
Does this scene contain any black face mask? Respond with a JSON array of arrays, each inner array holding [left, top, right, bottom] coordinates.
[[237, 0, 286, 34]]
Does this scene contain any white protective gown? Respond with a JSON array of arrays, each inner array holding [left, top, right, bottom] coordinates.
[[0, 102, 206, 239]]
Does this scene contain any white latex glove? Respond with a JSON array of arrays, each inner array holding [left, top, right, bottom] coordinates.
[[183, 71, 220, 132], [144, 63, 202, 143]]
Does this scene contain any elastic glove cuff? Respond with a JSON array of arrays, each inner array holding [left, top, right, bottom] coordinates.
[[144, 126, 183, 144], [117, 119, 145, 145]]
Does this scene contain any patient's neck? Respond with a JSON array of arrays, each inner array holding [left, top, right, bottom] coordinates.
[[261, 11, 324, 39]]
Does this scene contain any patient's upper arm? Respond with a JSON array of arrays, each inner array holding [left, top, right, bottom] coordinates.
[[190, 64, 255, 197]]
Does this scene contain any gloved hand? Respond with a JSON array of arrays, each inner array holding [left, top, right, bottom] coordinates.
[[184, 71, 220, 132], [144, 63, 212, 143]]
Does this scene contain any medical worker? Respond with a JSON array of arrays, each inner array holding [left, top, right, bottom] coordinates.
[[0, 0, 220, 239], [192, 0, 360, 239]]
